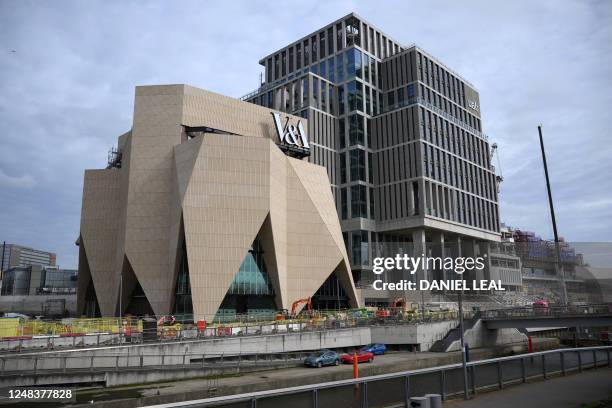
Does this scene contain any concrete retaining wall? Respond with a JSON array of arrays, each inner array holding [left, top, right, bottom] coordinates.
[[446, 319, 527, 351]]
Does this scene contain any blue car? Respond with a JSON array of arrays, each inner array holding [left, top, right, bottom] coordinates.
[[304, 350, 340, 368], [361, 343, 387, 355]]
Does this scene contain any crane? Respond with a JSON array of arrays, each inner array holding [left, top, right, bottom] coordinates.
[[290, 297, 313, 318]]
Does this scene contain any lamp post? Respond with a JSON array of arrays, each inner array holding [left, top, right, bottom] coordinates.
[[458, 286, 469, 399]]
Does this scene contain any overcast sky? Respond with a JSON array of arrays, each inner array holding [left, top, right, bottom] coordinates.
[[1, 0, 611, 268]]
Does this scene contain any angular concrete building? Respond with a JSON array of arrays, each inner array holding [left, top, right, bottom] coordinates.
[[76, 84, 359, 321]]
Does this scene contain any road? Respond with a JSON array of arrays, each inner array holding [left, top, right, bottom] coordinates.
[[445, 367, 612, 408]]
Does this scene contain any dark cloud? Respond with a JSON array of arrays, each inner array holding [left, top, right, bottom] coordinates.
[[1, 0, 610, 268]]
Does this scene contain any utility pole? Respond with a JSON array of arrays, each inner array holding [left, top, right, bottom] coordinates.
[[458, 287, 469, 399], [1, 241, 5, 279], [118, 271, 123, 318], [538, 125, 568, 305]]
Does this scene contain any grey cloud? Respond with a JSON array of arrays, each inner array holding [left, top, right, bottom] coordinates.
[[1, 0, 610, 268]]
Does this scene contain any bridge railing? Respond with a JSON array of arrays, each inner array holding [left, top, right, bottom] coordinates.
[[142, 346, 612, 408], [482, 303, 612, 320]]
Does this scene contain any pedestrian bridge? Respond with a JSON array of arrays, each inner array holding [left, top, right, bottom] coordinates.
[[481, 303, 612, 329]]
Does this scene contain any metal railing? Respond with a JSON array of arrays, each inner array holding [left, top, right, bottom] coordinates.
[[0, 311, 466, 353], [482, 303, 612, 320], [0, 350, 314, 376], [144, 346, 612, 408]]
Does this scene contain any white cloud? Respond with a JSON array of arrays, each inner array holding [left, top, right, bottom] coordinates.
[[0, 169, 36, 188]]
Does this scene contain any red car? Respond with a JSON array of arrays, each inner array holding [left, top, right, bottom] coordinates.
[[341, 351, 374, 364]]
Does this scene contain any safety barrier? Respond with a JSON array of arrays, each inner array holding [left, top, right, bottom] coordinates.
[[142, 346, 612, 408], [0, 310, 467, 352]]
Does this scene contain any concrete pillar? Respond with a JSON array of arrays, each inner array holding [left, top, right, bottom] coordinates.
[[411, 228, 428, 309], [432, 231, 446, 283]]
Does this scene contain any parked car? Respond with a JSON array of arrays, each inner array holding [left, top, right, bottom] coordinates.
[[304, 350, 340, 368], [360, 343, 387, 355], [340, 350, 374, 364]]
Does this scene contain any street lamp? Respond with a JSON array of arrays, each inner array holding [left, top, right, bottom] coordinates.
[[458, 286, 469, 399]]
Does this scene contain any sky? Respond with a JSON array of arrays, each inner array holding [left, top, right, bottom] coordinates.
[[1, 0, 611, 269]]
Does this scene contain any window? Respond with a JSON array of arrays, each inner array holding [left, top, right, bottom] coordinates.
[[327, 27, 334, 55], [363, 53, 370, 83], [349, 114, 364, 145], [328, 57, 335, 82], [304, 39, 310, 66], [319, 31, 326, 59], [281, 51, 287, 77], [341, 188, 348, 219], [369, 187, 375, 219], [336, 23, 343, 51], [351, 185, 368, 219], [296, 44, 302, 70], [338, 84, 345, 115], [340, 152, 347, 183], [350, 148, 366, 181], [336, 53, 344, 82], [347, 80, 363, 112], [351, 230, 369, 265]]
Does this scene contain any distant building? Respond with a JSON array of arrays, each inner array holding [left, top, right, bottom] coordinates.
[[0, 265, 77, 317], [502, 226, 588, 303], [1, 265, 77, 296], [0, 242, 56, 272], [487, 225, 522, 291]]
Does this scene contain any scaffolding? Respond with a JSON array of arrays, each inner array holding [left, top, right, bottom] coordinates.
[[107, 146, 122, 169]]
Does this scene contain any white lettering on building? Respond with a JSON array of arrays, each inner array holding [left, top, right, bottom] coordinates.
[[271, 112, 310, 150]]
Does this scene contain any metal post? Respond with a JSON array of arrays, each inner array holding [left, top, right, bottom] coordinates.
[[91, 355, 95, 371], [578, 350, 582, 372], [521, 357, 526, 383], [560, 351, 565, 376], [497, 361, 503, 389], [404, 375, 410, 406], [593, 350, 597, 368], [0, 241, 5, 277], [607, 349, 611, 367], [440, 369, 446, 400], [542, 354, 547, 379], [33, 356, 38, 374], [362, 382, 368, 408], [458, 289, 469, 399], [470, 366, 476, 395], [538, 125, 567, 305], [312, 388, 318, 408]]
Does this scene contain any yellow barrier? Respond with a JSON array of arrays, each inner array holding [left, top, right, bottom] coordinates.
[[0, 317, 144, 339], [0, 318, 21, 338]]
